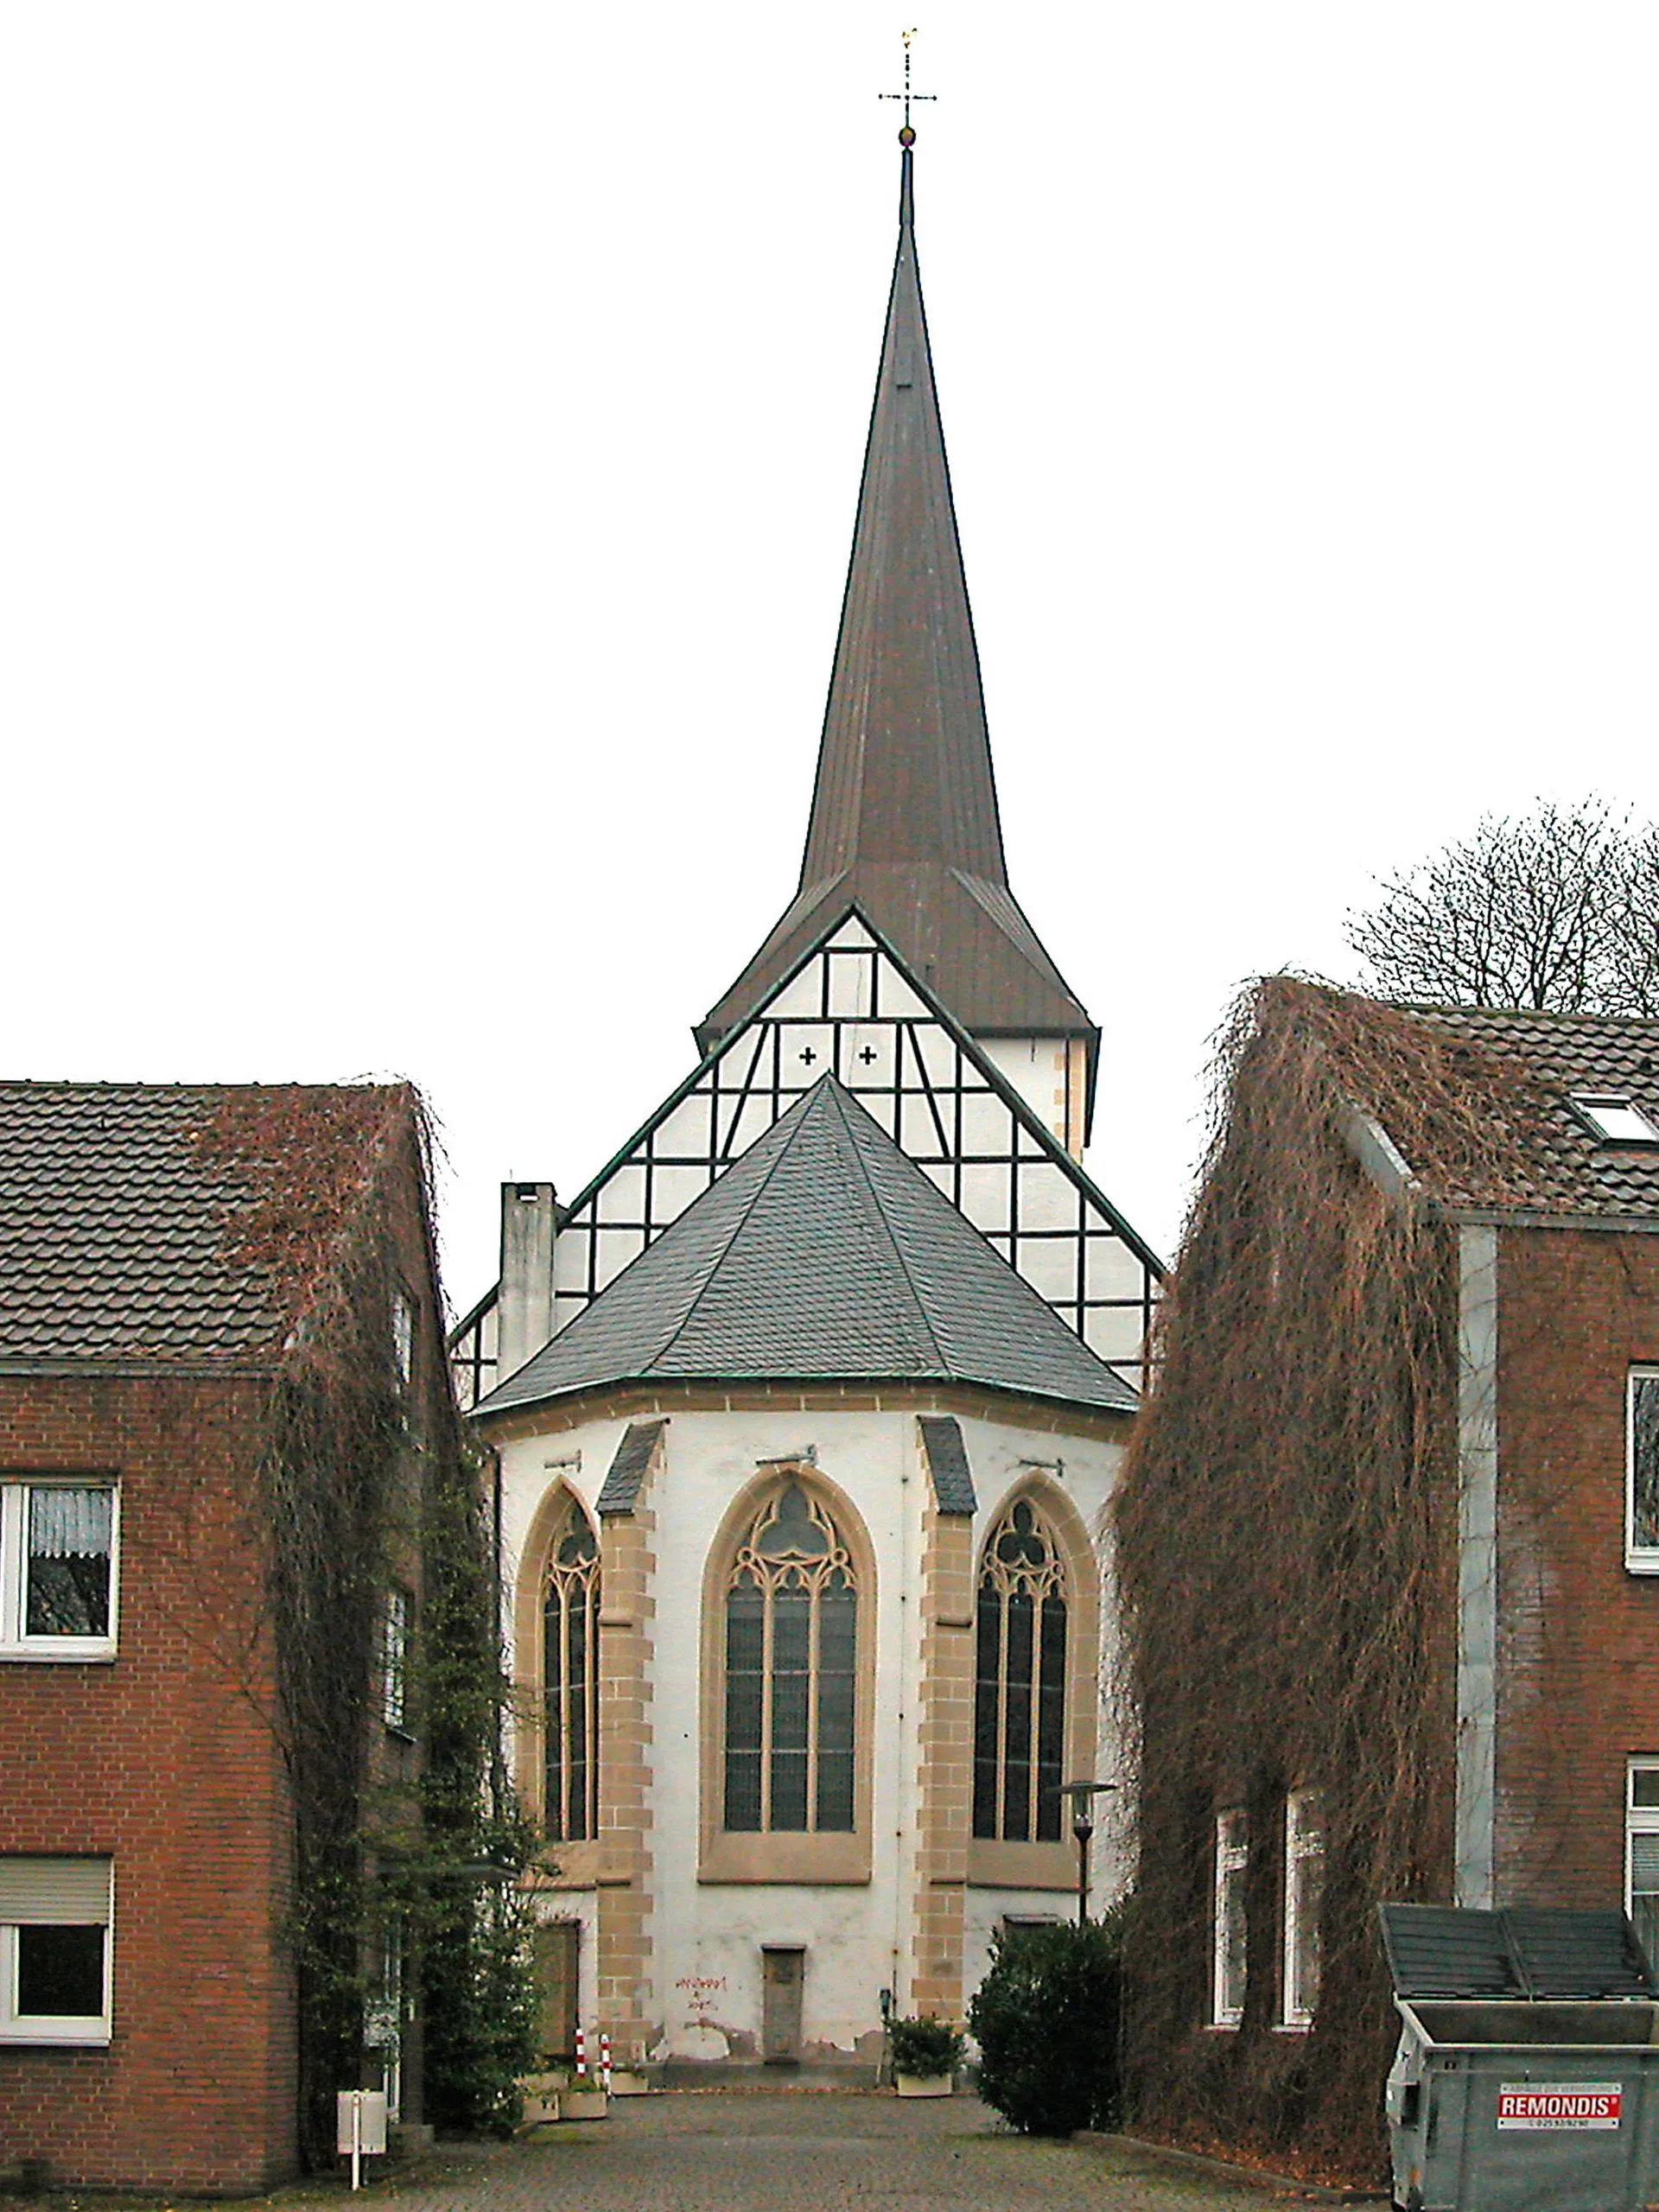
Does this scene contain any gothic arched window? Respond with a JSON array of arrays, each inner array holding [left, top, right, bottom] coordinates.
[[973, 1497, 1067, 1843], [543, 1501, 599, 1842], [723, 1482, 856, 1835]]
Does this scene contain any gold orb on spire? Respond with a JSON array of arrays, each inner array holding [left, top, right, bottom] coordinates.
[[880, 26, 935, 145]]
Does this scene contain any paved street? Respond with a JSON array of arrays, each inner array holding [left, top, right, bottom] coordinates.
[[383, 2091, 1342, 2212]]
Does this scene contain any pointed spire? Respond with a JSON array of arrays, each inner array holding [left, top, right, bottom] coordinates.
[[699, 139, 1096, 1063], [799, 143, 1007, 885]]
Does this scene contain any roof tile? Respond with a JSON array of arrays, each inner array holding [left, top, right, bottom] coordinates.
[[0, 1081, 403, 1362]]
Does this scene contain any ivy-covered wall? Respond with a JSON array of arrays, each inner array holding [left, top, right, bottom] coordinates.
[[1114, 982, 1495, 2179]]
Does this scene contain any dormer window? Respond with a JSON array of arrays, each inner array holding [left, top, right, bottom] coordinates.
[[1573, 1095, 1659, 1146]]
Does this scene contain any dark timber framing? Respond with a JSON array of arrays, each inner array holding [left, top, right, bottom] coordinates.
[[451, 910, 1160, 1410]]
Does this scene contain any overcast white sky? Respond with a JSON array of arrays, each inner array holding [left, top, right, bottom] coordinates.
[[4, 4, 1658, 1311]]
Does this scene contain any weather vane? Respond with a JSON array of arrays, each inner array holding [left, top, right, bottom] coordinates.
[[880, 29, 936, 144]]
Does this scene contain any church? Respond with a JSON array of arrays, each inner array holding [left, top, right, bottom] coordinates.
[[458, 130, 1161, 2074]]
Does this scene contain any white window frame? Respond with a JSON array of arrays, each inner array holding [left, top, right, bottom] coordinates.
[[0, 1859, 113, 2046], [1212, 1809, 1248, 2029], [1281, 1791, 1323, 2030], [365, 1918, 404, 2120], [392, 1291, 416, 1394], [1573, 1094, 1659, 1147], [1628, 1371, 1659, 1573], [382, 1586, 410, 1733], [0, 1480, 119, 1662], [1627, 1761, 1659, 1950]]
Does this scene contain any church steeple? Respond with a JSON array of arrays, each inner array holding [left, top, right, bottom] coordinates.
[[797, 143, 1007, 888], [698, 137, 1097, 1097]]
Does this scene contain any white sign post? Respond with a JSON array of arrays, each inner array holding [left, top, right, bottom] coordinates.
[[336, 2089, 389, 2188]]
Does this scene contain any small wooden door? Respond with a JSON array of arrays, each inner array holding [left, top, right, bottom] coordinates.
[[761, 1947, 804, 2063], [533, 1921, 580, 2061]]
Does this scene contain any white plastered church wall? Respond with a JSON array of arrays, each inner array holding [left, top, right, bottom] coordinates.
[[498, 1402, 1123, 2059]]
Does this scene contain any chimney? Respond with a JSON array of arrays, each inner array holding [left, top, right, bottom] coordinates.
[[497, 1181, 556, 1382]]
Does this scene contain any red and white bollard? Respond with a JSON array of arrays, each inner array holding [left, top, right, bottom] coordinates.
[[599, 2031, 613, 2093], [573, 2025, 588, 2081]]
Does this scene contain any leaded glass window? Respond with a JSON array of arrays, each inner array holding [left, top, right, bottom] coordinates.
[[973, 1498, 1067, 1843], [723, 1483, 856, 1835], [543, 1503, 599, 1842]]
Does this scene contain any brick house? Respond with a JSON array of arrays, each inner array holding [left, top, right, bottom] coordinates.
[[0, 1081, 461, 2191], [1115, 983, 1659, 2171]]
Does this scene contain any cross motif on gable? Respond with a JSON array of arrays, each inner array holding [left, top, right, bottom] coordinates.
[[858, 1046, 879, 1065], [798, 1046, 817, 1066]]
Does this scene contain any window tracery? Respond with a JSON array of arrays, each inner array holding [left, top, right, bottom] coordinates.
[[723, 1482, 856, 1835], [542, 1500, 599, 1842], [973, 1497, 1067, 1843]]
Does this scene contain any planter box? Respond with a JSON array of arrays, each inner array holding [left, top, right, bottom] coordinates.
[[560, 2087, 610, 2121], [895, 2073, 953, 2099], [608, 2069, 652, 2097], [517, 2075, 563, 2128]]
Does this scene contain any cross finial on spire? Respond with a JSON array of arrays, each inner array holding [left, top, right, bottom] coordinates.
[[879, 28, 936, 143]]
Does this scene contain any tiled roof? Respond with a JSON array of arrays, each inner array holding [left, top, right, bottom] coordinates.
[[1388, 1004, 1659, 1218], [476, 1076, 1135, 1419], [0, 1081, 403, 1363]]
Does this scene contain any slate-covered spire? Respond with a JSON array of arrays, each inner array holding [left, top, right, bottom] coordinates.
[[698, 143, 1096, 1062], [801, 143, 1004, 885]]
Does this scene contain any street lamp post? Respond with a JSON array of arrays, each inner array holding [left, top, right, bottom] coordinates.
[[1058, 1780, 1116, 1929]]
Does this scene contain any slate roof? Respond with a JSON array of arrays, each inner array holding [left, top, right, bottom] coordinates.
[[474, 1076, 1135, 1419], [0, 1081, 404, 1363], [1379, 1004, 1659, 1219], [697, 147, 1096, 1061], [918, 1415, 976, 1514], [596, 1421, 665, 1516]]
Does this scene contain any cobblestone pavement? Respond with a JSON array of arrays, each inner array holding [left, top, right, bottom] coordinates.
[[381, 2092, 1331, 2212]]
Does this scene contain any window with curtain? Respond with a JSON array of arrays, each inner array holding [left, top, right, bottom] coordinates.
[[723, 1482, 856, 1835], [972, 1497, 1067, 1843], [543, 1502, 599, 1841], [1, 1483, 117, 1657]]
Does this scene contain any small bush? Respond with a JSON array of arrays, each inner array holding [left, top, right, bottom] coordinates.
[[968, 1917, 1122, 2136], [889, 2014, 963, 2077]]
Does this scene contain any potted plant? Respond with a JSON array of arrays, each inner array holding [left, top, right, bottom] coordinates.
[[560, 2073, 609, 2121], [515, 2071, 564, 2128], [888, 2014, 963, 2097]]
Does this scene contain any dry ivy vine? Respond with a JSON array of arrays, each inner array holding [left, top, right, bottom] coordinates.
[[197, 1087, 538, 2165], [1112, 977, 1550, 2177]]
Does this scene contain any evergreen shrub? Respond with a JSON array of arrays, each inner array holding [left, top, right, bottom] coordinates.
[[968, 1917, 1122, 2136]]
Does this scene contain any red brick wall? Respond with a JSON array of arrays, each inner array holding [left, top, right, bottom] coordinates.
[[0, 1371, 298, 2192], [1495, 1227, 1659, 1906]]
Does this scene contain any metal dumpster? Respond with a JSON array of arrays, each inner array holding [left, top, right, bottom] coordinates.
[[1381, 1904, 1659, 2212]]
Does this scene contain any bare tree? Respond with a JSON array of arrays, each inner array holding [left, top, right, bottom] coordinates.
[[1345, 798, 1659, 1014]]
